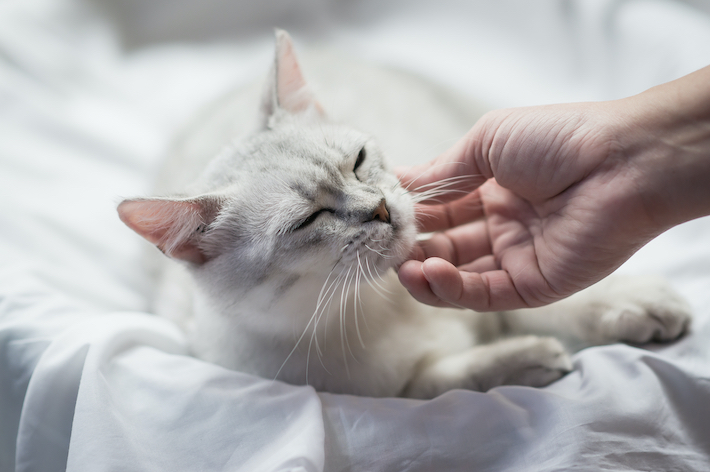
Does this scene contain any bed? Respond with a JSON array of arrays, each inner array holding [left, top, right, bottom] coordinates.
[[3, 0, 710, 470]]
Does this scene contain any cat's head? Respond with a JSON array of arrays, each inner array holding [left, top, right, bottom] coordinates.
[[118, 30, 416, 291]]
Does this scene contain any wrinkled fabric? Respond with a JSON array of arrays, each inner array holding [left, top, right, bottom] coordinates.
[[2, 0, 710, 470]]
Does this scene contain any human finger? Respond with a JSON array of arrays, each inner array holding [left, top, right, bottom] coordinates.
[[420, 258, 534, 311], [457, 254, 498, 273], [397, 260, 459, 308], [414, 189, 484, 233], [417, 219, 491, 266]]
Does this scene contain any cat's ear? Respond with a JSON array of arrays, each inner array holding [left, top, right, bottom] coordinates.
[[260, 29, 325, 126], [118, 196, 223, 265]]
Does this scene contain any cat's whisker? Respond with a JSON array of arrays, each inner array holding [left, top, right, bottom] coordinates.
[[305, 335, 313, 385], [312, 267, 354, 377], [361, 260, 386, 299], [274, 298, 324, 384], [342, 266, 363, 363], [375, 268, 390, 285], [339, 266, 353, 378], [319, 268, 353, 362], [369, 255, 393, 287], [392, 182, 411, 194], [280, 312, 319, 382], [411, 190, 470, 203], [315, 266, 338, 306], [410, 188, 470, 203], [310, 268, 348, 378], [353, 251, 367, 348], [365, 244, 394, 259], [363, 274, 387, 300], [356, 303, 371, 336], [389, 139, 471, 192], [314, 270, 345, 358], [317, 269, 346, 345], [413, 182, 471, 196], [375, 241, 389, 252], [373, 242, 393, 260], [364, 257, 393, 296], [411, 196, 453, 206], [309, 310, 331, 377], [363, 261, 394, 309], [356, 253, 374, 333], [400, 161, 470, 191], [306, 328, 317, 380], [275, 265, 341, 383], [411, 174, 475, 193], [400, 173, 482, 206]]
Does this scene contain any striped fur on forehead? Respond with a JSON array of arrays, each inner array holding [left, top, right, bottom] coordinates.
[[198, 120, 369, 191]]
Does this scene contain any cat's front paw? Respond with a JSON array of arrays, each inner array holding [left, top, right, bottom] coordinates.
[[599, 276, 692, 343], [403, 336, 573, 398], [499, 336, 573, 389]]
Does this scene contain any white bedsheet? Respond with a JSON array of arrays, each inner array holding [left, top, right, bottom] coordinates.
[[3, 0, 710, 470]]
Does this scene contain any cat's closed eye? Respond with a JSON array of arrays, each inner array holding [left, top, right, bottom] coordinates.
[[291, 209, 327, 231], [353, 147, 366, 180]]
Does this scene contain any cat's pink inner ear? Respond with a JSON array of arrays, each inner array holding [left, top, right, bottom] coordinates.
[[117, 198, 214, 265], [274, 29, 324, 115]]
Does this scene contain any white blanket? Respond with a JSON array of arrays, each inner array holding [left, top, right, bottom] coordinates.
[[3, 0, 710, 470]]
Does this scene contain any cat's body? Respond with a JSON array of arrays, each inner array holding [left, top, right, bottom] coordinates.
[[119, 31, 691, 399]]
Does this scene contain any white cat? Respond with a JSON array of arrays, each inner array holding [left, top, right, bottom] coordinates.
[[118, 30, 691, 399]]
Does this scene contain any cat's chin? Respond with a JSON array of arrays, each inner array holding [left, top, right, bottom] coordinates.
[[333, 244, 409, 281], [340, 217, 417, 277], [374, 232, 417, 275]]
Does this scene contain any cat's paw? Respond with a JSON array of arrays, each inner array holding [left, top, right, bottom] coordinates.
[[403, 335, 573, 398], [499, 336, 573, 389], [599, 276, 692, 344]]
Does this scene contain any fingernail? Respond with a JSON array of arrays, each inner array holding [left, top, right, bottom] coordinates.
[[420, 262, 430, 281]]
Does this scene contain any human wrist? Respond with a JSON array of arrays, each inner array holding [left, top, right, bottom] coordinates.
[[614, 66, 710, 232]]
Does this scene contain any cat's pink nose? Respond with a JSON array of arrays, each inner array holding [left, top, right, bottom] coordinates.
[[371, 198, 390, 224]]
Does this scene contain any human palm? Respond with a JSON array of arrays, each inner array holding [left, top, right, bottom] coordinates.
[[398, 103, 656, 311]]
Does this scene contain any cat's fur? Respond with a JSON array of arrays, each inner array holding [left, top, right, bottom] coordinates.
[[118, 31, 691, 399]]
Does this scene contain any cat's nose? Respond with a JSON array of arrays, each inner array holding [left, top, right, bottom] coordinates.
[[370, 198, 390, 224]]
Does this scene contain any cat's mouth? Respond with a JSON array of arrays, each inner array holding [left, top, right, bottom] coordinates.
[[339, 210, 416, 275]]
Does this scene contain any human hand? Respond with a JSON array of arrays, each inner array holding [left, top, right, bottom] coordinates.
[[397, 95, 692, 311]]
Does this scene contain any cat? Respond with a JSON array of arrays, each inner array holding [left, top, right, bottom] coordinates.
[[118, 30, 692, 399]]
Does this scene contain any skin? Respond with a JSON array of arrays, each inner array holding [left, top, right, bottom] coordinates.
[[397, 65, 710, 312]]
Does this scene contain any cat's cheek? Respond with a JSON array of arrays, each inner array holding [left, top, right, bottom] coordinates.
[[388, 202, 418, 265], [392, 224, 417, 265]]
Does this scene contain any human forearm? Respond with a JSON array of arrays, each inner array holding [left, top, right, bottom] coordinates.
[[616, 65, 710, 233]]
